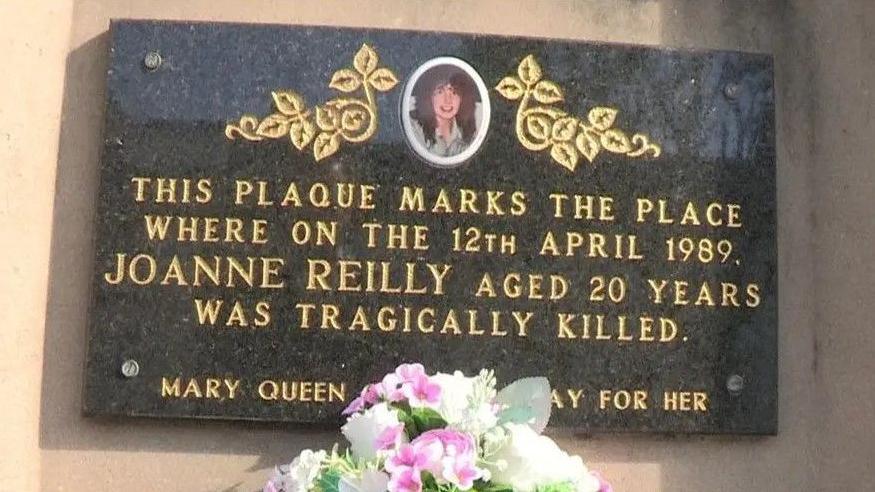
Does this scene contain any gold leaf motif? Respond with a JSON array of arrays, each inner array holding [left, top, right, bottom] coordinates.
[[550, 142, 579, 171], [353, 44, 378, 75], [272, 91, 306, 116], [290, 118, 316, 150], [226, 44, 396, 163], [495, 76, 525, 100], [588, 107, 618, 131], [341, 107, 368, 133], [551, 116, 578, 142], [575, 132, 600, 163], [517, 55, 542, 86], [497, 53, 661, 172], [256, 113, 291, 138], [313, 132, 340, 161], [627, 134, 662, 158], [225, 115, 262, 140], [329, 69, 361, 93], [600, 128, 633, 153], [367, 68, 398, 92], [316, 106, 340, 131], [526, 115, 552, 141], [522, 105, 566, 119], [533, 80, 563, 104]]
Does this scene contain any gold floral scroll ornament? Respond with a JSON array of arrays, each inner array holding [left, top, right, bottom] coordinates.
[[225, 44, 398, 161], [495, 55, 661, 172]]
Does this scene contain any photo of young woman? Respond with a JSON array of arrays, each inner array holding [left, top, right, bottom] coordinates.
[[402, 57, 491, 167]]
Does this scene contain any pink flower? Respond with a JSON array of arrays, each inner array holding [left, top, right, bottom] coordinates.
[[591, 471, 613, 492], [346, 364, 443, 414], [386, 429, 483, 492], [386, 443, 434, 474], [389, 364, 441, 408], [343, 364, 445, 418], [375, 424, 405, 451], [395, 363, 427, 381], [402, 374, 442, 408], [342, 403, 407, 460], [382, 364, 428, 402], [388, 467, 422, 492], [362, 384, 382, 404], [379, 373, 406, 402], [342, 384, 385, 415], [407, 430, 482, 490], [414, 429, 476, 459], [385, 443, 431, 492], [442, 458, 481, 490], [342, 396, 366, 416]]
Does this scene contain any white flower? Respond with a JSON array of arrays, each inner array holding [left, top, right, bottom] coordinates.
[[481, 425, 510, 459], [341, 402, 406, 460], [432, 371, 473, 423], [265, 449, 327, 492], [484, 424, 598, 492], [339, 469, 390, 492], [432, 370, 498, 436], [466, 401, 500, 435], [574, 471, 602, 492]]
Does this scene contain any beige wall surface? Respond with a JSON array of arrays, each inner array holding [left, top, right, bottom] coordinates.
[[1, 0, 873, 490]]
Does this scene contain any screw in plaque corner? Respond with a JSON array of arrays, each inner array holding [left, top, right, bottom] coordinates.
[[143, 51, 162, 71], [120, 359, 140, 378], [726, 374, 744, 395], [723, 82, 740, 100]]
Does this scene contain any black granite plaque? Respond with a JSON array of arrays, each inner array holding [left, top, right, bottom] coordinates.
[[84, 20, 777, 434]]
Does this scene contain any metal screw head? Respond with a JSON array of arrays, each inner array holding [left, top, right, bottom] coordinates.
[[724, 82, 740, 99], [143, 51, 162, 71], [726, 374, 744, 395], [121, 359, 140, 378]]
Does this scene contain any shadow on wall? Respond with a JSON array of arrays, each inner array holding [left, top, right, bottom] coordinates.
[[36, 1, 804, 490]]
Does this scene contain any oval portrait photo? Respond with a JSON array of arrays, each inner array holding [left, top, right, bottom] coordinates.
[[401, 57, 491, 168]]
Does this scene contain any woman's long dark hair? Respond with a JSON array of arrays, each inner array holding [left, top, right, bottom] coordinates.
[[410, 65, 478, 146]]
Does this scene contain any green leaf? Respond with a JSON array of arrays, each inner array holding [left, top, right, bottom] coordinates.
[[395, 407, 415, 438], [316, 468, 343, 492], [421, 472, 439, 491], [495, 377, 552, 433], [477, 482, 514, 492], [391, 403, 446, 438], [535, 481, 576, 492], [411, 407, 448, 434], [497, 406, 535, 425], [391, 401, 413, 413]]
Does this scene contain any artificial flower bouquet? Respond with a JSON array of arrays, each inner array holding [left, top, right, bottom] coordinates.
[[265, 364, 610, 492]]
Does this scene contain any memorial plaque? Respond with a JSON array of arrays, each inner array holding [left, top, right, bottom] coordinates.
[[84, 20, 777, 433]]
